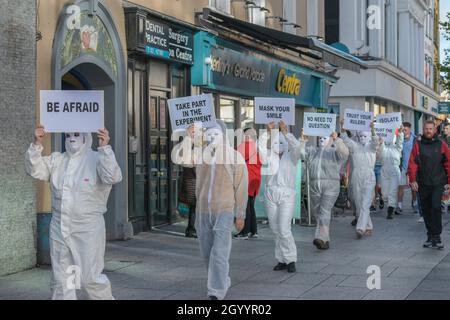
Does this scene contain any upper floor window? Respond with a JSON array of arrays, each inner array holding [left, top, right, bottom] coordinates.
[[209, 0, 231, 14], [248, 0, 267, 26]]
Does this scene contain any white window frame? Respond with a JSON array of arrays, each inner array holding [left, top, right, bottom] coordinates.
[[248, 0, 266, 26], [209, 0, 231, 14]]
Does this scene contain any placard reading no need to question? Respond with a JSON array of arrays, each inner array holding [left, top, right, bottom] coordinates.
[[255, 97, 295, 125], [303, 112, 336, 137], [40, 90, 104, 133], [168, 94, 216, 130]]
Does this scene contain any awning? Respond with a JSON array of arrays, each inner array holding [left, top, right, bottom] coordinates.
[[201, 7, 367, 73]]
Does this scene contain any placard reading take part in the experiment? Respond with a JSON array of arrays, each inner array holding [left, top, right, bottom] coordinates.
[[374, 123, 395, 143], [255, 97, 295, 125], [343, 109, 373, 132], [376, 112, 402, 129], [40, 90, 104, 133], [303, 112, 337, 137], [168, 94, 216, 129]]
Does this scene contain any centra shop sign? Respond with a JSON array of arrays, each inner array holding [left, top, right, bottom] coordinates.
[[125, 8, 194, 65], [276, 68, 301, 96]]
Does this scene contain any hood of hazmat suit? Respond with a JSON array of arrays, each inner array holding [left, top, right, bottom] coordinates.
[[25, 133, 122, 300]]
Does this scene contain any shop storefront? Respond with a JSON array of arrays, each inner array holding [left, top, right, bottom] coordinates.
[[124, 7, 197, 233], [192, 31, 338, 138]]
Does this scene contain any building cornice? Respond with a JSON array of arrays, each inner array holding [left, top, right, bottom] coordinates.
[[366, 60, 441, 100]]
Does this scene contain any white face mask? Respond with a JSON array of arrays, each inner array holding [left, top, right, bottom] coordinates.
[[65, 133, 85, 153], [272, 135, 287, 155], [319, 136, 330, 148], [359, 132, 371, 146], [204, 128, 223, 147]]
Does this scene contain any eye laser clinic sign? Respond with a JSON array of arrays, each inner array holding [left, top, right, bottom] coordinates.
[[168, 94, 216, 129], [255, 97, 295, 125], [40, 90, 104, 133], [303, 112, 336, 137], [343, 109, 373, 132]]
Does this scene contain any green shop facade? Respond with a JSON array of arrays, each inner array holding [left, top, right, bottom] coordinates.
[[191, 31, 339, 220]]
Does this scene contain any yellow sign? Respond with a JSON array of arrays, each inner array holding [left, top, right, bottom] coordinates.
[[276, 68, 301, 96]]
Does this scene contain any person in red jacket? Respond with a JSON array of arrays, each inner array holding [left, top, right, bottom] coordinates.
[[235, 127, 263, 239], [408, 120, 450, 249]]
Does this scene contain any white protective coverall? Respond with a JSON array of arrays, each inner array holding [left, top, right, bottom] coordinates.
[[341, 131, 379, 234], [380, 133, 404, 209], [172, 120, 248, 300], [259, 131, 301, 264], [286, 135, 349, 243], [25, 133, 122, 300]]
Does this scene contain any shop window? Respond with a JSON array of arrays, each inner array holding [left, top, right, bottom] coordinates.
[[240, 99, 255, 129], [220, 98, 236, 143]]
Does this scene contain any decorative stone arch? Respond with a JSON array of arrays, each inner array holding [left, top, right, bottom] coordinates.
[[51, 0, 132, 239]]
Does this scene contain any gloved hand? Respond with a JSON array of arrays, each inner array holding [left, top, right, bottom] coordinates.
[[98, 128, 110, 147], [235, 218, 245, 233], [34, 125, 46, 146]]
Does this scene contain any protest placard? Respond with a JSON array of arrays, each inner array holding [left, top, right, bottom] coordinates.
[[167, 94, 216, 129], [303, 112, 336, 137], [40, 90, 104, 133], [376, 112, 402, 129], [374, 123, 395, 143], [343, 109, 373, 131], [255, 97, 295, 125]]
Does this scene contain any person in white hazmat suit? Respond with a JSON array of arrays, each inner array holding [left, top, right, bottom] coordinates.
[[285, 129, 349, 250], [340, 120, 380, 239], [258, 121, 301, 273], [172, 120, 248, 300], [25, 126, 122, 300], [379, 126, 404, 220]]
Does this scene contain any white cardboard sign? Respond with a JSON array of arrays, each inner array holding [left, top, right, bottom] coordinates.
[[40, 90, 104, 133], [168, 94, 216, 129], [303, 112, 336, 137], [343, 109, 373, 132], [376, 112, 402, 129], [374, 123, 395, 143], [255, 97, 295, 125]]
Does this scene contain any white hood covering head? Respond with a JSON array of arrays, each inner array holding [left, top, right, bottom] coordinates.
[[271, 132, 288, 155], [204, 119, 228, 147], [358, 131, 371, 146], [65, 133, 92, 156], [319, 136, 331, 148]]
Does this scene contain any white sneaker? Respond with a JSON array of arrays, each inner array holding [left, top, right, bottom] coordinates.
[[418, 217, 424, 223]]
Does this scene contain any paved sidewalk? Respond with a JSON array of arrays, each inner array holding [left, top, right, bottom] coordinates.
[[1, 196, 450, 300]]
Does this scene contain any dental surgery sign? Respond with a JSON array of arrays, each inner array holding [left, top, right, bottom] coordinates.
[[143, 17, 193, 64], [125, 9, 194, 65], [40, 90, 104, 133]]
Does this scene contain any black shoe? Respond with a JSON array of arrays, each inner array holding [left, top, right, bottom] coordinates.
[[432, 237, 444, 250], [387, 207, 394, 220], [395, 208, 402, 215], [351, 218, 357, 226], [208, 296, 218, 300], [379, 198, 385, 209], [273, 262, 287, 271], [313, 239, 329, 250], [287, 262, 296, 273], [423, 237, 433, 248], [370, 205, 376, 212]]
